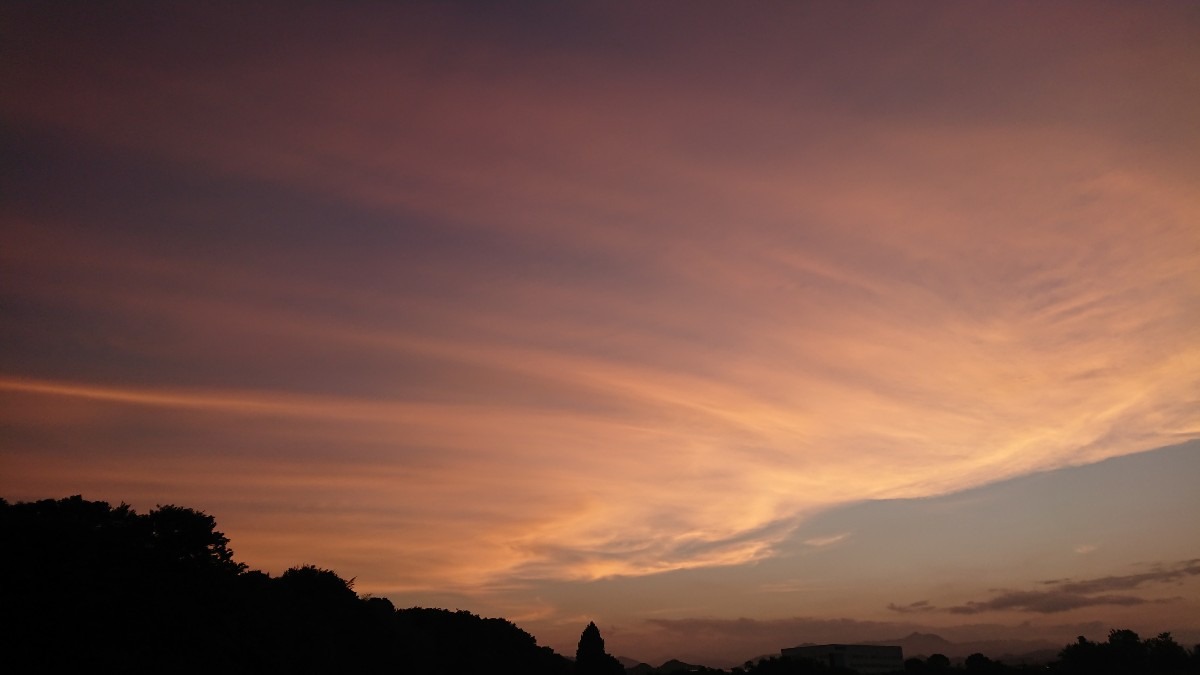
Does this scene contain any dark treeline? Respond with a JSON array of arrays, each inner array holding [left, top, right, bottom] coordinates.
[[0, 495, 578, 674], [3, 496, 1198, 675]]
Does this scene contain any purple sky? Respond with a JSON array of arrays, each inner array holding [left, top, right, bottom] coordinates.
[[2, 2, 1198, 665]]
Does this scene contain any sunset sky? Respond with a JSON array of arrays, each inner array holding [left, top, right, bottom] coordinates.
[[2, 1, 1198, 665]]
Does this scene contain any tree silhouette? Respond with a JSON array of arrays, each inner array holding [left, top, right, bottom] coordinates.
[[0, 495, 248, 672], [577, 622, 605, 661], [1145, 632, 1191, 672], [964, 652, 998, 673], [926, 653, 952, 672], [146, 504, 244, 575], [1056, 629, 1199, 675], [1, 495, 574, 674], [576, 621, 624, 675]]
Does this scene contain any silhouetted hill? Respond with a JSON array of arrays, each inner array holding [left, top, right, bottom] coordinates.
[[867, 631, 952, 658], [743, 653, 781, 668], [870, 631, 1058, 661], [617, 656, 730, 674], [621, 660, 655, 675], [657, 658, 706, 672]]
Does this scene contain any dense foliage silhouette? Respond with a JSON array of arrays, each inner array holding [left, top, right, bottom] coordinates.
[[1053, 629, 1197, 675], [0, 496, 570, 674], [576, 621, 625, 675]]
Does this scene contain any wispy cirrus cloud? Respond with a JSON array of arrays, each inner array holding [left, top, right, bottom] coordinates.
[[946, 591, 1159, 615], [803, 533, 852, 548]]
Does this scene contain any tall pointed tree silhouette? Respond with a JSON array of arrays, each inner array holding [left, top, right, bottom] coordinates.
[[575, 622, 623, 675]]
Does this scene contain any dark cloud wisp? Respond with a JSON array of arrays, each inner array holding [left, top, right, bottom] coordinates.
[[888, 560, 1200, 615]]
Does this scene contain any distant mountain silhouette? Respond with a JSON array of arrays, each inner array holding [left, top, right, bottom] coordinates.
[[870, 631, 953, 656], [618, 657, 727, 674], [870, 631, 1059, 661], [618, 656, 654, 673], [656, 658, 707, 672]]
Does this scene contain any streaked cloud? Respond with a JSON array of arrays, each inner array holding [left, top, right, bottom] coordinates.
[[1040, 561, 1200, 595], [947, 591, 1158, 616], [887, 601, 937, 615], [803, 533, 852, 548], [886, 560, 1200, 616]]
